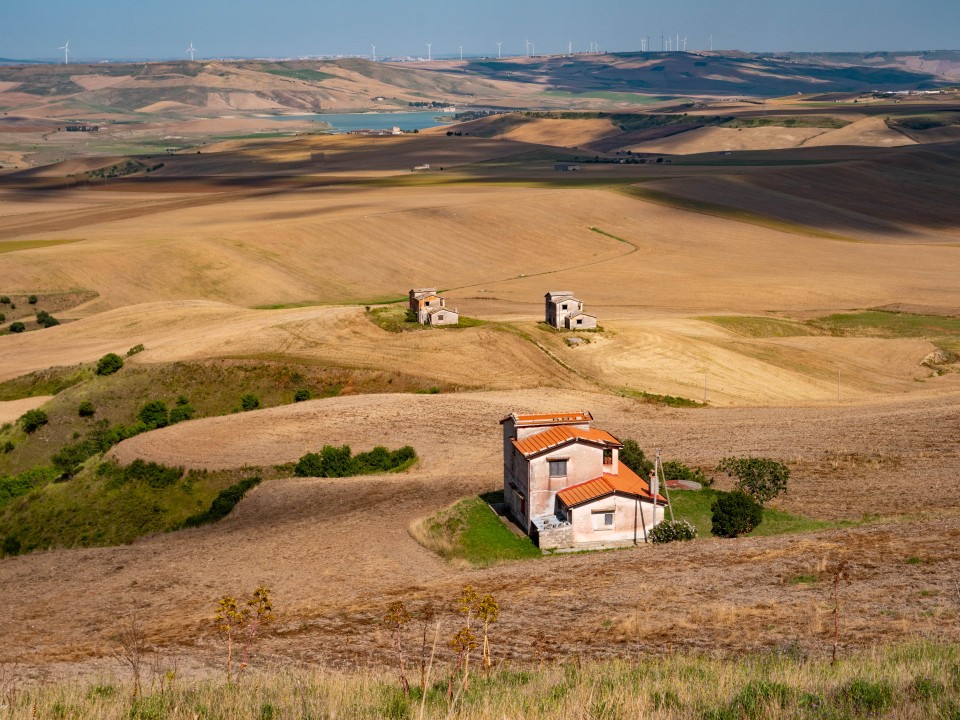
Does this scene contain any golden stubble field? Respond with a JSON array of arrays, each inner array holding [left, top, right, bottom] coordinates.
[[1, 126, 960, 678]]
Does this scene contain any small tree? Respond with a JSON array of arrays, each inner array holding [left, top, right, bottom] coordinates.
[[96, 353, 124, 375], [18, 408, 48, 433], [619, 439, 654, 476], [138, 400, 169, 429], [717, 456, 790, 505], [294, 388, 311, 402], [9, 322, 25, 334], [711, 491, 763, 538], [239, 393, 260, 411]]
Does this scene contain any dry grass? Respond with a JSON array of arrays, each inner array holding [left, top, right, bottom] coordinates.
[[2, 641, 958, 719]]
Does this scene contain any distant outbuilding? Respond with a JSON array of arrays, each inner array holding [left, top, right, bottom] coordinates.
[[409, 288, 459, 326], [544, 291, 597, 330]]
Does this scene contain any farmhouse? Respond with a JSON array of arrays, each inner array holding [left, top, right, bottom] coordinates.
[[501, 411, 667, 549], [544, 291, 598, 329], [408, 288, 459, 326]]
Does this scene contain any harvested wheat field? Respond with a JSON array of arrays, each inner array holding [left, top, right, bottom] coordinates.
[[2, 106, 960, 689], [2, 388, 960, 673]]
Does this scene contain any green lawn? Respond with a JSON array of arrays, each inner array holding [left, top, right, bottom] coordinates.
[[808, 310, 960, 339], [411, 492, 541, 567], [669, 487, 852, 538], [366, 305, 486, 333]]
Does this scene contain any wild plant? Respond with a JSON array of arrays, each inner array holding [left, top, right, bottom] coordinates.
[[110, 614, 148, 698], [383, 600, 412, 694], [213, 585, 274, 684]]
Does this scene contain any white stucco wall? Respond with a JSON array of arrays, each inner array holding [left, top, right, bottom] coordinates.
[[569, 495, 666, 546]]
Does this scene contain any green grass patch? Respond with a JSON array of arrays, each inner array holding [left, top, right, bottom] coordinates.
[[366, 305, 486, 333], [411, 492, 541, 567], [620, 389, 705, 408], [588, 226, 633, 245], [0, 239, 84, 254], [723, 115, 850, 129], [616, 185, 854, 241], [538, 90, 673, 105], [669, 487, 852, 538], [0, 365, 91, 400], [259, 65, 336, 83], [808, 310, 960, 339], [700, 315, 822, 338], [0, 462, 271, 555]]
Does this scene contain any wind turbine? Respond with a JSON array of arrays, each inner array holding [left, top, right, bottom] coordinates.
[[186, 41, 197, 61], [371, 44, 376, 62], [426, 42, 431, 61], [59, 41, 70, 65], [524, 38, 531, 57], [459, 45, 463, 61], [682, 37, 687, 52], [496, 41, 502, 59]]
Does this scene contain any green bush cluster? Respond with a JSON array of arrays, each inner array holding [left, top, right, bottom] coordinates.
[[9, 321, 25, 333], [36, 310, 59, 328], [711, 490, 763, 538], [239, 393, 260, 411], [648, 519, 698, 544], [180, 476, 262, 529], [661, 460, 708, 486], [97, 459, 184, 489], [78, 400, 95, 417], [18, 408, 49, 433], [294, 445, 416, 478], [95, 353, 124, 376], [293, 388, 311, 402], [27, 295, 37, 304], [0, 296, 9, 304], [0, 467, 58, 508]]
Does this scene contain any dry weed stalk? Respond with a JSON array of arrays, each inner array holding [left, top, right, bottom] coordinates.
[[476, 594, 500, 675], [213, 585, 274, 684], [829, 559, 851, 665], [109, 614, 148, 698], [383, 600, 412, 694], [417, 601, 436, 694]]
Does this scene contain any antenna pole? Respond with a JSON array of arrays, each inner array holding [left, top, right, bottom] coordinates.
[[655, 448, 675, 521]]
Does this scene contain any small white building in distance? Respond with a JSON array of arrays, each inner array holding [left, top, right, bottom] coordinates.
[[544, 291, 597, 330], [409, 288, 459, 326]]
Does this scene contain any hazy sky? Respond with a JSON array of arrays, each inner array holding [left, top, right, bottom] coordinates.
[[2, 0, 958, 61]]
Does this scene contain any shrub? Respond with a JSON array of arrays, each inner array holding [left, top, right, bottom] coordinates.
[[240, 393, 260, 411], [27, 295, 38, 304], [137, 401, 169, 429], [649, 519, 698, 544], [78, 400, 95, 417], [0, 313, 4, 323], [294, 388, 311, 402], [176, 395, 189, 406], [2, 440, 13, 453], [2, 534, 21, 556], [169, 404, 195, 424], [619, 439, 654, 476], [96, 352, 124, 375], [662, 460, 708, 485], [0, 466, 58, 506], [404, 308, 417, 323], [51, 441, 99, 479], [711, 490, 763, 538], [717, 456, 790, 505], [833, 678, 894, 715], [18, 408, 49, 433], [126, 343, 145, 356], [121, 459, 183, 488], [0, 296, 8, 304], [9, 321, 25, 333], [180, 476, 262, 528], [294, 445, 417, 478]]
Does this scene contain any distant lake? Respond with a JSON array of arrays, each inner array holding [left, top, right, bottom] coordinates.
[[273, 111, 453, 133]]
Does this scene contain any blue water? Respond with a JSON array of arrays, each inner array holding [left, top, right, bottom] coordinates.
[[273, 111, 452, 133]]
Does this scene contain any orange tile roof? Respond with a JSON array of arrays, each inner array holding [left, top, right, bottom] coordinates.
[[556, 464, 668, 507], [417, 295, 442, 306], [500, 411, 593, 427], [511, 425, 622, 457]]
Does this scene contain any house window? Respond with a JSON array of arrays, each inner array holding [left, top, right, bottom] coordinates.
[[592, 509, 615, 530], [548, 459, 568, 477], [561, 304, 568, 310], [605, 512, 614, 526], [437, 314, 444, 321], [576, 318, 583, 325], [603, 448, 613, 465], [425, 301, 431, 306]]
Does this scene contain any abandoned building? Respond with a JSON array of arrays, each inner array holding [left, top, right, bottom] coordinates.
[[501, 411, 667, 549], [408, 288, 459, 326], [544, 291, 598, 330]]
